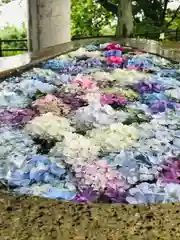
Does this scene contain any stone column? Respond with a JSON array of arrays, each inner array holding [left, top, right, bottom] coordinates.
[[27, 0, 71, 52]]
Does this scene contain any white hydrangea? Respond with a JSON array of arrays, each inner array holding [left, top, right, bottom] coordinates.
[[165, 88, 180, 100], [91, 71, 114, 82], [50, 132, 100, 166], [87, 123, 139, 152], [68, 47, 87, 57], [111, 69, 149, 86], [25, 112, 75, 141], [71, 103, 130, 130], [16, 79, 57, 97]]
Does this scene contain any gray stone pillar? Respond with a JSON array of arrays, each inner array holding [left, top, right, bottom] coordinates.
[[27, 0, 71, 52]]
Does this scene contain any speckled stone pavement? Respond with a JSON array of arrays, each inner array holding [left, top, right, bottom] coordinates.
[[1, 191, 180, 240]]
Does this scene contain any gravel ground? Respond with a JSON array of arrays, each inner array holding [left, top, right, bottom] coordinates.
[[1, 191, 180, 240]]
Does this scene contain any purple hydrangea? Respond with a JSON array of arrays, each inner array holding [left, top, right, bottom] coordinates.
[[133, 81, 163, 94], [0, 109, 36, 127], [159, 158, 180, 184], [150, 100, 176, 113]]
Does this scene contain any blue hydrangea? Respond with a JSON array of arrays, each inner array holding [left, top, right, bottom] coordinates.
[[102, 150, 159, 185], [126, 183, 166, 204], [7, 155, 77, 201]]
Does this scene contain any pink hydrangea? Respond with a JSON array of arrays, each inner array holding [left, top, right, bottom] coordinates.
[[159, 158, 180, 184], [106, 56, 125, 64], [72, 76, 96, 89], [100, 93, 127, 106], [104, 43, 124, 51], [126, 65, 139, 70], [32, 94, 70, 115], [74, 159, 128, 194]]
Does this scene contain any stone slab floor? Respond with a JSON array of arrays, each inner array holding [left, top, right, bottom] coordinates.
[[1, 191, 180, 240]]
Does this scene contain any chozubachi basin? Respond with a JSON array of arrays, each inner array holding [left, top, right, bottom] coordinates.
[[1, 37, 180, 239]]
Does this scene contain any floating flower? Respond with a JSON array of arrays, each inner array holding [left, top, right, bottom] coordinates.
[[102, 87, 139, 101], [104, 50, 122, 58], [16, 79, 57, 98], [106, 56, 125, 64], [164, 183, 180, 203], [32, 68, 72, 85], [165, 88, 180, 102], [133, 81, 163, 94], [150, 100, 176, 113], [74, 159, 128, 196], [0, 127, 37, 177], [87, 123, 139, 152], [104, 43, 124, 51], [72, 75, 96, 89], [73, 187, 99, 203], [100, 93, 127, 107], [25, 112, 75, 141], [111, 69, 148, 86], [126, 182, 166, 204], [32, 94, 70, 115], [50, 132, 100, 166], [103, 151, 159, 184], [42, 59, 70, 70], [85, 44, 98, 51], [140, 93, 168, 105], [159, 158, 180, 184], [0, 109, 36, 126], [72, 103, 130, 131], [0, 91, 29, 108]]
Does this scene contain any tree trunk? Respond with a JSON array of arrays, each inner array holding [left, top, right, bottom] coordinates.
[[116, 0, 133, 37]]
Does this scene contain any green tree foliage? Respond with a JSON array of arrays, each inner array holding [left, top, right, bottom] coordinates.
[[0, 24, 27, 56], [71, 0, 114, 37]]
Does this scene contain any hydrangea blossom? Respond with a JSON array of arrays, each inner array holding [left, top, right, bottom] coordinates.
[[102, 87, 139, 100], [50, 133, 100, 165], [133, 81, 163, 94], [0, 91, 29, 108], [103, 150, 160, 185], [126, 182, 166, 204], [87, 123, 139, 152], [15, 79, 57, 98], [74, 159, 128, 195], [85, 44, 98, 51], [25, 112, 75, 141], [158, 158, 180, 184], [111, 69, 148, 86], [150, 100, 176, 113], [106, 56, 125, 65], [100, 93, 127, 107], [104, 50, 122, 58], [164, 183, 180, 203], [140, 93, 168, 105], [72, 75, 97, 89], [104, 43, 124, 51], [33, 68, 72, 85], [6, 155, 77, 200], [0, 127, 37, 180], [165, 88, 180, 102], [32, 94, 71, 116], [71, 103, 130, 131], [0, 109, 36, 126]]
